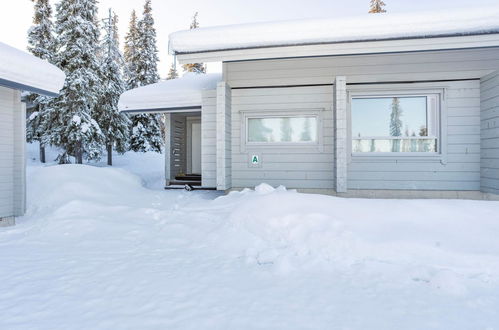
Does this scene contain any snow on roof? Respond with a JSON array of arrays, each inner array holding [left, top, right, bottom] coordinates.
[[169, 6, 499, 54], [118, 73, 222, 113], [0, 42, 65, 97]]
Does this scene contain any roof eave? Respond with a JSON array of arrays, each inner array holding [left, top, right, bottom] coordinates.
[[119, 105, 202, 114], [174, 33, 499, 64], [0, 77, 60, 97]]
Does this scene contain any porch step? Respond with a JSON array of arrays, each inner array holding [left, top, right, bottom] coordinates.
[[174, 174, 201, 181], [169, 180, 202, 186]]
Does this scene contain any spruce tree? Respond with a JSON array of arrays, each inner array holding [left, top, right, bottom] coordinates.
[[127, 0, 163, 153], [390, 97, 403, 152], [47, 0, 104, 163], [26, 0, 56, 163], [369, 0, 387, 13], [137, 0, 160, 85], [167, 62, 179, 80], [182, 12, 206, 74], [95, 10, 130, 166], [124, 10, 141, 89]]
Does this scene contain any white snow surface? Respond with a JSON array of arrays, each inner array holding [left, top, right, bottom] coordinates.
[[0, 42, 64, 95], [170, 5, 499, 53], [118, 73, 222, 112], [2, 145, 499, 329]]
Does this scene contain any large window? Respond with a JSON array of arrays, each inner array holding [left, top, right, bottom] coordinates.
[[351, 95, 439, 153], [247, 116, 318, 143]]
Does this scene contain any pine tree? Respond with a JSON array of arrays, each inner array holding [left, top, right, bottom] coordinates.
[[182, 12, 206, 74], [390, 97, 403, 152], [167, 62, 179, 80], [47, 0, 105, 164], [124, 10, 141, 89], [137, 0, 160, 85], [369, 0, 387, 13], [126, 0, 163, 153], [95, 10, 130, 166], [26, 0, 56, 163]]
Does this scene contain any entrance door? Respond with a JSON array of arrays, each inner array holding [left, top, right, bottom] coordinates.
[[191, 122, 201, 174]]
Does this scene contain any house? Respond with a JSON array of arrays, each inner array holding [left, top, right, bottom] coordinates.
[[0, 42, 65, 226], [119, 6, 499, 199]]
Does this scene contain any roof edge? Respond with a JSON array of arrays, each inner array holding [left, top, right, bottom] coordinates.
[[119, 106, 202, 114], [0, 77, 59, 97], [173, 31, 499, 55]]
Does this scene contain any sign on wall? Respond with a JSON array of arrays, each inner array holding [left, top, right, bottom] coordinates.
[[249, 154, 261, 168]]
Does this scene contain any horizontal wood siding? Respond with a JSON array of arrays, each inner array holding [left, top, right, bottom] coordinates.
[[348, 80, 481, 190], [226, 53, 483, 191], [480, 71, 499, 194], [226, 48, 499, 88], [201, 90, 217, 187], [0, 87, 15, 218], [231, 86, 335, 189]]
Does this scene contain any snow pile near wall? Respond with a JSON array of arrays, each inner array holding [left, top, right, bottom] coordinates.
[[170, 5, 499, 53], [118, 73, 222, 112], [2, 162, 499, 328], [220, 184, 499, 292], [0, 42, 64, 95]]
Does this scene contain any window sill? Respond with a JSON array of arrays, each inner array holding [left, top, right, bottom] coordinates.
[[351, 153, 446, 164]]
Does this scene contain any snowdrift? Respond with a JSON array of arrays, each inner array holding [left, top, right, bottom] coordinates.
[[3, 163, 499, 329]]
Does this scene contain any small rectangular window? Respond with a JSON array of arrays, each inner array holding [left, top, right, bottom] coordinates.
[[351, 95, 439, 153], [247, 116, 318, 143]]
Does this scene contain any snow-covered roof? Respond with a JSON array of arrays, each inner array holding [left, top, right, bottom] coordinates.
[[0, 42, 65, 97], [118, 73, 222, 113], [169, 6, 499, 54]]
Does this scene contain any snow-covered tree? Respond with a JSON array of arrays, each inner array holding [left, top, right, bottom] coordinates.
[[95, 10, 130, 166], [126, 0, 163, 153], [167, 62, 179, 80], [124, 10, 141, 89], [390, 97, 403, 152], [137, 0, 160, 85], [369, 0, 386, 13], [182, 12, 206, 74], [26, 0, 56, 163], [47, 0, 104, 164]]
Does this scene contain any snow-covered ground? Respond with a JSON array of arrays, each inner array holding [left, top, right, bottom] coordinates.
[[2, 144, 499, 329]]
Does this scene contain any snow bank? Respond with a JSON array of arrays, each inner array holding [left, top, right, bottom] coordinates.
[[220, 184, 499, 286], [169, 6, 499, 53], [0, 42, 64, 96], [3, 162, 499, 328], [118, 73, 222, 112]]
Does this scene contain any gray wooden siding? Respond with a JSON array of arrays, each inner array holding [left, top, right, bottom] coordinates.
[[231, 86, 335, 189], [201, 90, 217, 187], [0, 87, 25, 218], [225, 48, 499, 88], [226, 55, 483, 191], [480, 71, 499, 194], [347, 80, 481, 190]]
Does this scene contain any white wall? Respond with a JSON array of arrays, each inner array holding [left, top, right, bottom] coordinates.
[[0, 86, 25, 218], [201, 90, 217, 188], [480, 71, 499, 194]]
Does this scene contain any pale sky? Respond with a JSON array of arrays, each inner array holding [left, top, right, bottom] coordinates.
[[1, 0, 498, 78]]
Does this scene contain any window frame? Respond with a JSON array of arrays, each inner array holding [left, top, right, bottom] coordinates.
[[240, 109, 325, 152], [347, 88, 447, 163]]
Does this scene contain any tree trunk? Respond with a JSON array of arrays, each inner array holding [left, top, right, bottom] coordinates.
[[107, 144, 112, 166], [40, 144, 46, 163], [75, 143, 83, 164]]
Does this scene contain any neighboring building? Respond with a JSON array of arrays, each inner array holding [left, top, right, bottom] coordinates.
[[0, 42, 65, 226], [119, 6, 499, 199]]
